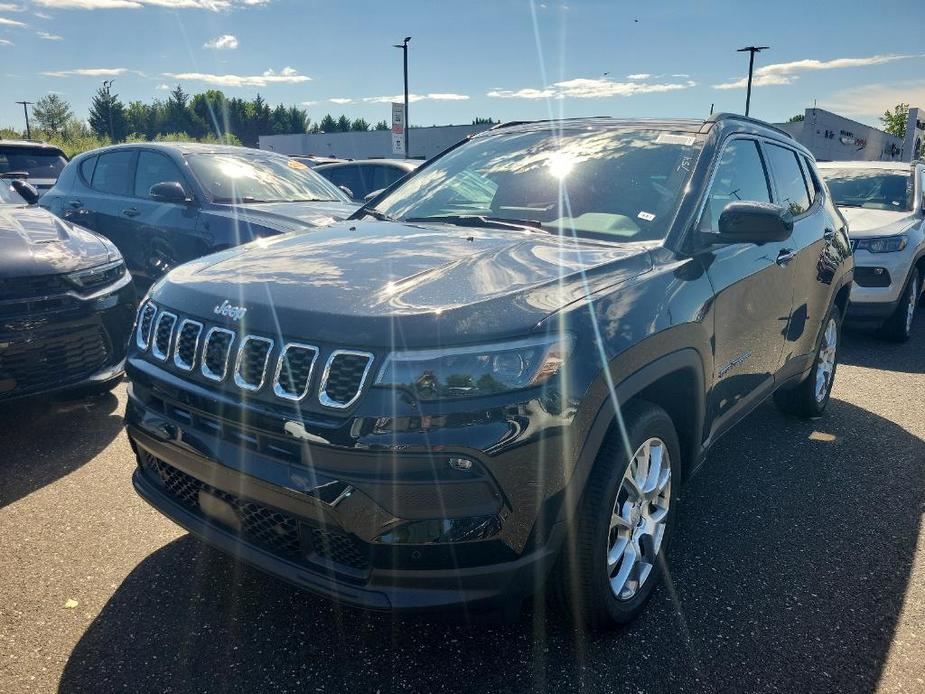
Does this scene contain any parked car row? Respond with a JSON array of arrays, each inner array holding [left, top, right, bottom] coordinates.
[[2, 116, 923, 629]]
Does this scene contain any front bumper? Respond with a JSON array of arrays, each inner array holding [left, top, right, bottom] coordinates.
[[0, 275, 136, 400], [847, 247, 917, 316]]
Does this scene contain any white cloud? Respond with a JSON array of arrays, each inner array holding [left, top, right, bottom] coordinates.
[[33, 0, 267, 9], [823, 80, 925, 119], [0, 3, 25, 11], [34, 11, 52, 18], [0, 15, 26, 25], [162, 66, 309, 87], [488, 76, 696, 100], [36, 30, 62, 38], [626, 73, 651, 80], [712, 53, 919, 90], [300, 99, 318, 106], [203, 33, 237, 49], [361, 92, 469, 104], [0, 38, 12, 44], [329, 97, 353, 104], [41, 67, 128, 76], [155, 82, 169, 90]]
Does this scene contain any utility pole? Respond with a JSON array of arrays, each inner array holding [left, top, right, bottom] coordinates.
[[102, 79, 115, 141], [15, 101, 33, 139], [393, 37, 411, 159], [736, 45, 769, 117]]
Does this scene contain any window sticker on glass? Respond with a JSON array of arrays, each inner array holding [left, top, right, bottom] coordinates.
[[656, 133, 696, 146], [638, 211, 656, 222]]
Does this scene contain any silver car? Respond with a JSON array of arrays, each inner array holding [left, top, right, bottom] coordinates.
[[818, 160, 925, 341]]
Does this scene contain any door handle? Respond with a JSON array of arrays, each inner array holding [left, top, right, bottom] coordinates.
[[823, 228, 836, 241], [68, 200, 83, 209], [776, 248, 796, 266], [122, 207, 140, 218]]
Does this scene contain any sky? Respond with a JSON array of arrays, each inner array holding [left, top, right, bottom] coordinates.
[[1, 0, 924, 133]]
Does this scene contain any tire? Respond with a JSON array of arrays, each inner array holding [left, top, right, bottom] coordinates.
[[878, 271, 919, 343], [774, 304, 842, 418], [549, 400, 681, 630]]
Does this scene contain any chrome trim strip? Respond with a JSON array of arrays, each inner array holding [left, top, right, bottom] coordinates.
[[135, 302, 158, 351], [172, 319, 203, 372], [233, 335, 275, 392], [200, 327, 236, 382], [150, 311, 177, 361], [272, 342, 319, 401], [318, 349, 375, 409]]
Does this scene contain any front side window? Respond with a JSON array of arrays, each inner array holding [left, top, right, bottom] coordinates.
[[186, 153, 348, 204], [765, 144, 811, 216], [92, 151, 135, 196], [373, 128, 703, 242], [699, 139, 771, 233], [134, 151, 186, 199], [0, 147, 67, 179], [821, 168, 913, 211]]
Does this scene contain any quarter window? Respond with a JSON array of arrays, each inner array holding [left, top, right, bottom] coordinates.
[[700, 139, 771, 233], [92, 151, 135, 196], [765, 144, 811, 216], [79, 155, 97, 184], [134, 151, 185, 199]]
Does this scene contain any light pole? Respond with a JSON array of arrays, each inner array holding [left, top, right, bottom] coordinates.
[[736, 46, 768, 117], [15, 100, 33, 139], [393, 36, 411, 158]]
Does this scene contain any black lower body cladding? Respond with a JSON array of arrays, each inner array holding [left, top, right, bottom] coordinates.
[[0, 281, 136, 401], [123, 363, 580, 613]]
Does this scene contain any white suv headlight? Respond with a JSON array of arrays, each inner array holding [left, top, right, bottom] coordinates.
[[855, 235, 908, 253]]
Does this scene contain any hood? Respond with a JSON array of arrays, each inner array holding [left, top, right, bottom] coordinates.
[[155, 220, 653, 347], [205, 200, 358, 234], [0, 204, 118, 278], [838, 207, 919, 238]]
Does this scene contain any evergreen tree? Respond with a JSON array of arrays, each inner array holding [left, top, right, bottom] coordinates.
[[373, 120, 389, 131], [32, 94, 73, 134], [318, 114, 338, 133], [350, 118, 370, 132], [88, 80, 126, 141], [335, 114, 351, 132]]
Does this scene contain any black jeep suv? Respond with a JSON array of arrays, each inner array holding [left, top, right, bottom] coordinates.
[[125, 114, 853, 627]]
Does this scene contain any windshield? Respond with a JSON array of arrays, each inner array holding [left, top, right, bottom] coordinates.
[[372, 128, 702, 241], [0, 147, 67, 179], [185, 153, 349, 204], [821, 168, 912, 211]]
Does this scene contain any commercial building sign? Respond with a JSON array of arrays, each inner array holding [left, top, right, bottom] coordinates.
[[903, 107, 923, 162], [391, 102, 405, 156]]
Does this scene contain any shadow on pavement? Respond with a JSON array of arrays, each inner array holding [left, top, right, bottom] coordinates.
[[59, 396, 924, 693], [840, 305, 924, 374], [0, 390, 122, 508]]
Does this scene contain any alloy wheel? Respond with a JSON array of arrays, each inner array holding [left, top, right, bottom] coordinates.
[[906, 277, 918, 336], [606, 437, 671, 601], [814, 317, 838, 403]]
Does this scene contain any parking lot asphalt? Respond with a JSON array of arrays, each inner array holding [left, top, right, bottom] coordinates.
[[0, 319, 923, 694]]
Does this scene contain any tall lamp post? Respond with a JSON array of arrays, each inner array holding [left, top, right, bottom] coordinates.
[[736, 45, 768, 117], [15, 100, 34, 139], [393, 36, 411, 159]]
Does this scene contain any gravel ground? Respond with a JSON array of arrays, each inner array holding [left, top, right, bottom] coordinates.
[[0, 319, 923, 694]]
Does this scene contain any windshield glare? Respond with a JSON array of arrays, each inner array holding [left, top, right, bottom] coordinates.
[[0, 182, 27, 205], [374, 128, 702, 241], [186, 153, 347, 204], [821, 169, 912, 211], [0, 148, 67, 179]]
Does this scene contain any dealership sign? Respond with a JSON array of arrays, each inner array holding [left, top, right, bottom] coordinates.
[[391, 102, 405, 156], [903, 107, 924, 162]]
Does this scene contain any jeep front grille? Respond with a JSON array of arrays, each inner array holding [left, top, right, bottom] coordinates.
[[233, 335, 274, 391], [319, 350, 374, 409], [201, 327, 235, 381], [151, 312, 177, 361], [273, 343, 319, 401], [173, 320, 203, 371], [135, 302, 157, 350]]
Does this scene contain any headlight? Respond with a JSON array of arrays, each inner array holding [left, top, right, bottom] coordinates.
[[855, 235, 908, 253], [375, 334, 574, 400], [65, 259, 126, 290]]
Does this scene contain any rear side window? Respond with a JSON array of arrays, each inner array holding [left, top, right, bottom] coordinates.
[[370, 165, 407, 191], [134, 151, 185, 199], [765, 144, 811, 216], [79, 155, 97, 184], [92, 151, 135, 196], [700, 139, 771, 233], [322, 165, 362, 196]]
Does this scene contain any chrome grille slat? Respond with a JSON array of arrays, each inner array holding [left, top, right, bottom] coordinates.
[[319, 350, 374, 409], [233, 335, 274, 392], [200, 327, 235, 382], [273, 343, 319, 401], [173, 319, 203, 371], [151, 312, 177, 361], [135, 302, 157, 351]]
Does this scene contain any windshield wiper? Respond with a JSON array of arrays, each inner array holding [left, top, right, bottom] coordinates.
[[278, 198, 340, 203], [405, 215, 545, 232], [359, 207, 395, 222]]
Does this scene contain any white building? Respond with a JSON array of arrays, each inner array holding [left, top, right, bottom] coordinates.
[[774, 108, 918, 162]]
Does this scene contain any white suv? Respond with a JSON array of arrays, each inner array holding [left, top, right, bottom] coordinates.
[[818, 160, 925, 341]]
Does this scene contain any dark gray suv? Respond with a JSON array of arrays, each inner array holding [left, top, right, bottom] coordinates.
[[125, 114, 853, 628]]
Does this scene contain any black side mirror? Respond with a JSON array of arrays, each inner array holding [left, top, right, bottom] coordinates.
[[10, 179, 40, 205], [364, 189, 384, 203], [714, 201, 793, 244], [149, 181, 191, 204], [337, 185, 354, 199]]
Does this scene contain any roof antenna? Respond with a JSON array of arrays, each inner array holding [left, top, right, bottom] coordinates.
[[709, 103, 714, 116]]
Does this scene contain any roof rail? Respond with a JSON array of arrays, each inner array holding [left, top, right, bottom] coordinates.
[[487, 116, 615, 131], [704, 112, 795, 140]]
